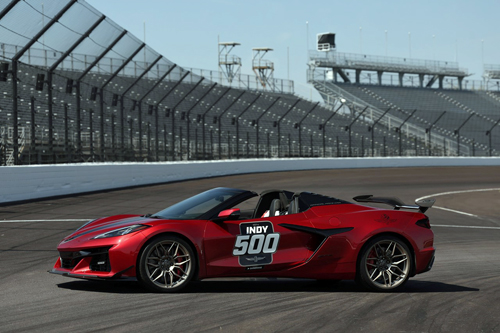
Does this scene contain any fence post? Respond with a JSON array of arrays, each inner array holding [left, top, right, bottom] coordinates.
[[163, 124, 167, 161], [383, 136, 386, 156], [179, 126, 183, 160], [30, 97, 36, 164], [65, 104, 70, 163], [245, 132, 249, 158], [89, 109, 94, 162]]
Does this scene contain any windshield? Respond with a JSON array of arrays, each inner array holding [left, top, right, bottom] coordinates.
[[153, 188, 247, 220]]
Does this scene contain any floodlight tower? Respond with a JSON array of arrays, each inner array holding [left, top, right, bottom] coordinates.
[[218, 42, 241, 84], [252, 47, 274, 90]]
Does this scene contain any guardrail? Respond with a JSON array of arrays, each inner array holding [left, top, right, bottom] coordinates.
[[2, 157, 500, 204]]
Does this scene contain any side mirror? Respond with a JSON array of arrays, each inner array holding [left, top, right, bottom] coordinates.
[[215, 208, 240, 221]]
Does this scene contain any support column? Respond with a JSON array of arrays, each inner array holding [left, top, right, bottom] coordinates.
[[355, 69, 361, 84], [419, 74, 424, 88], [398, 73, 404, 87], [377, 71, 383, 85]]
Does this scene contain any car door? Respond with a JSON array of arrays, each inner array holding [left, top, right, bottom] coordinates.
[[203, 211, 316, 277]]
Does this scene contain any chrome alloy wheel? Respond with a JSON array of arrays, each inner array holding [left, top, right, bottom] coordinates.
[[144, 239, 192, 290], [364, 239, 410, 290]]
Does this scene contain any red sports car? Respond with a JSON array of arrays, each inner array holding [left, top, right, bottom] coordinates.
[[50, 187, 435, 292]]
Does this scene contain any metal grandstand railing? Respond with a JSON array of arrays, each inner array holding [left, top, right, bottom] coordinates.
[[484, 64, 500, 80], [309, 50, 468, 76], [185, 67, 294, 95], [311, 66, 499, 91]]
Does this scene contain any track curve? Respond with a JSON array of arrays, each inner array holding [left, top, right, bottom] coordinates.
[[1, 166, 499, 332]]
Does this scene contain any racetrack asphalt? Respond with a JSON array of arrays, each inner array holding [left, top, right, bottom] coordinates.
[[0, 166, 499, 332]]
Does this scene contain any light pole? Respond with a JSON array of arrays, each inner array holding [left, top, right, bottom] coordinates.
[[408, 32, 412, 58], [432, 35, 436, 61], [360, 27, 363, 53], [385, 30, 388, 56], [306, 21, 309, 54], [481, 39, 484, 66]]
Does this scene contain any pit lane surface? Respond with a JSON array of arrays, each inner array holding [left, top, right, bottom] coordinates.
[[1, 166, 499, 332]]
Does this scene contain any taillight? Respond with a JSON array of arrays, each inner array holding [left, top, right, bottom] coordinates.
[[416, 218, 431, 229]]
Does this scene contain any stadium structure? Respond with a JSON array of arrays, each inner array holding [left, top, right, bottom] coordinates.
[[0, 0, 499, 166]]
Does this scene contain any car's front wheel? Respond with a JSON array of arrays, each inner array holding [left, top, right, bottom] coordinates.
[[137, 235, 195, 293], [357, 235, 412, 292]]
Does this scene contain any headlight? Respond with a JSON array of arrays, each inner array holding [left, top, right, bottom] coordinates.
[[92, 225, 150, 239], [76, 219, 97, 231]]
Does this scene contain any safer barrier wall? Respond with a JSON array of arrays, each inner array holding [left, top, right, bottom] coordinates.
[[1, 157, 500, 204]]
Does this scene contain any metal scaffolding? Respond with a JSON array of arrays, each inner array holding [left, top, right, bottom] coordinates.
[[252, 47, 275, 90], [218, 42, 241, 84]]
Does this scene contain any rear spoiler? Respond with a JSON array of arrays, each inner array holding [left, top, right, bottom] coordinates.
[[353, 195, 435, 213]]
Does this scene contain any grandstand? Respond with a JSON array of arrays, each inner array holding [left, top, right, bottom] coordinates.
[[308, 37, 500, 157], [0, 1, 499, 166]]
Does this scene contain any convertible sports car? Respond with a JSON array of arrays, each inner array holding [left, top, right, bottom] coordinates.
[[50, 187, 436, 292]]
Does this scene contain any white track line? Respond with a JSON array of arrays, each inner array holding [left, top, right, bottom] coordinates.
[[433, 224, 500, 230], [416, 188, 500, 218], [0, 219, 90, 223], [416, 188, 500, 201], [433, 206, 478, 217]]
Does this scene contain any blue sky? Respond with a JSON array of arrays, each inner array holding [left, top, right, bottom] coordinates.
[[86, 0, 500, 98]]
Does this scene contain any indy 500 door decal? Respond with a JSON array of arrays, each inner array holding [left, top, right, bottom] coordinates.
[[232, 221, 280, 267]]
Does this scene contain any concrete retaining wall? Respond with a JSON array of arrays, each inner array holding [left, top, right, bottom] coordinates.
[[1, 157, 500, 204]]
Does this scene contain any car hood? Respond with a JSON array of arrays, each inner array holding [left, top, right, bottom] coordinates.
[[59, 214, 152, 246]]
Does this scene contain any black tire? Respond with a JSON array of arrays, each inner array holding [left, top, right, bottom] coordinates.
[[357, 235, 412, 292], [137, 235, 196, 293]]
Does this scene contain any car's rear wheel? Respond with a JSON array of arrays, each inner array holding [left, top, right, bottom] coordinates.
[[137, 235, 195, 293], [357, 235, 411, 292]]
